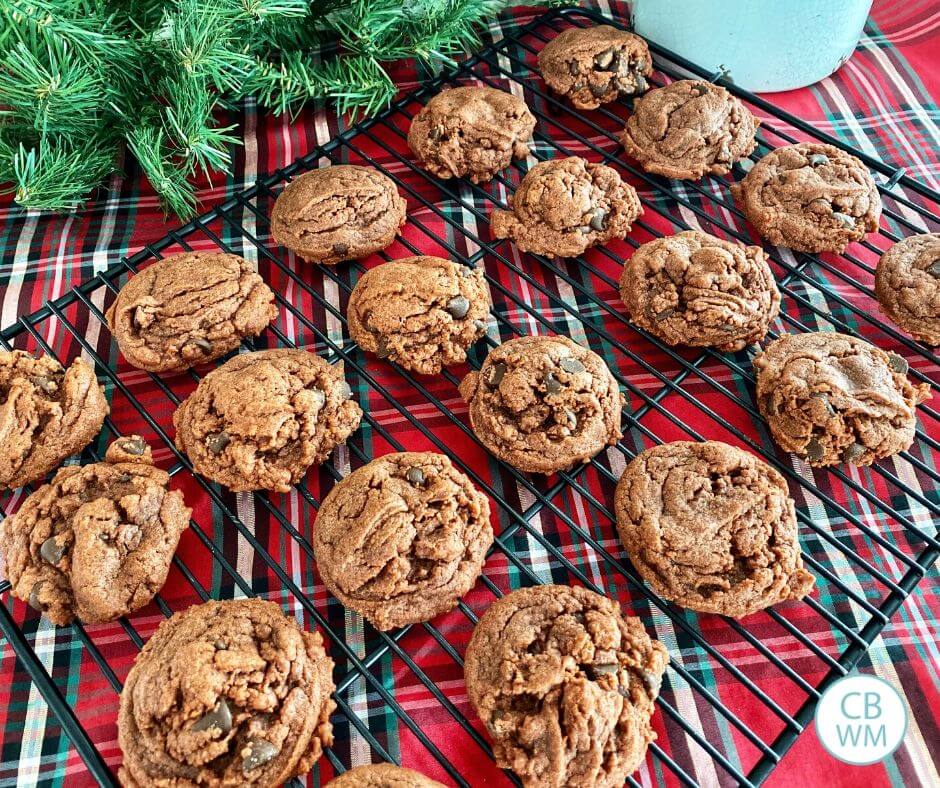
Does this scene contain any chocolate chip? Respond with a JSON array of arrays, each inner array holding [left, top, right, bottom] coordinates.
[[545, 373, 562, 394], [633, 75, 648, 93], [242, 738, 279, 771], [809, 153, 830, 167], [635, 59, 648, 72], [120, 437, 147, 456], [886, 352, 908, 375], [832, 211, 856, 229], [578, 225, 593, 234], [472, 319, 487, 331], [30, 376, 58, 395], [841, 442, 867, 464], [429, 126, 444, 142], [573, 81, 584, 91], [376, 337, 391, 359], [810, 392, 836, 417], [99, 532, 112, 542], [28, 582, 44, 611], [486, 362, 506, 386], [804, 437, 826, 462], [590, 81, 610, 98], [691, 83, 708, 96], [560, 357, 585, 374], [589, 207, 607, 232], [215, 640, 226, 649], [928, 259, 940, 279], [206, 431, 231, 454], [655, 307, 676, 321], [191, 698, 232, 733], [190, 337, 213, 353], [565, 409, 577, 429], [406, 466, 426, 486], [446, 295, 470, 319], [39, 537, 65, 565], [590, 663, 619, 677], [593, 48, 615, 70], [568, 61, 580, 76], [334, 380, 353, 400], [332, 242, 349, 257]]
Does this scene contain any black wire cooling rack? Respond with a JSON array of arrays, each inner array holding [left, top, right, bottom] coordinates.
[[1, 6, 937, 787]]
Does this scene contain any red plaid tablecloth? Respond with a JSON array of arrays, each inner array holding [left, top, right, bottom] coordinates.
[[0, 2, 937, 787]]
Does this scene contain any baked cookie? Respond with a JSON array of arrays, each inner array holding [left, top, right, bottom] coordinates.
[[874, 233, 940, 345], [270, 165, 406, 264], [619, 230, 781, 351], [106, 251, 278, 374], [174, 349, 363, 492], [459, 335, 624, 474], [465, 584, 668, 788], [615, 441, 815, 618], [621, 79, 758, 180], [731, 142, 882, 253], [754, 332, 930, 466], [538, 25, 653, 110], [0, 351, 108, 490], [0, 437, 190, 625], [408, 85, 536, 183], [347, 256, 491, 375], [326, 764, 445, 787], [118, 598, 334, 788], [314, 452, 492, 631], [490, 157, 642, 259]]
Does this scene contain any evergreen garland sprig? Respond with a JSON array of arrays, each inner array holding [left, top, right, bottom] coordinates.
[[0, 0, 569, 219]]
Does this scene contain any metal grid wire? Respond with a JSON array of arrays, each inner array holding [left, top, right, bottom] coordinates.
[[1, 6, 937, 787]]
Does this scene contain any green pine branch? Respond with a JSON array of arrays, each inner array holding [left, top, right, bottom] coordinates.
[[0, 0, 575, 218]]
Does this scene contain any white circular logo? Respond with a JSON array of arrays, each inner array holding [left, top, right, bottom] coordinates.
[[815, 675, 908, 765]]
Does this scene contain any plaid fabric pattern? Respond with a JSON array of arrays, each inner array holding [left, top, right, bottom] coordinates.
[[0, 3, 938, 787]]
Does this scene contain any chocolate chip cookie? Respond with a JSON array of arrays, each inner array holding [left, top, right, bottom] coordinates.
[[1, 437, 190, 625], [464, 584, 669, 788], [270, 165, 407, 264], [731, 142, 882, 253], [313, 452, 492, 631], [754, 332, 930, 466], [459, 335, 624, 474], [408, 85, 536, 183], [615, 441, 815, 618], [621, 79, 758, 180], [326, 764, 445, 788], [619, 230, 781, 351], [874, 233, 940, 345], [347, 256, 491, 375], [173, 349, 363, 492], [0, 351, 108, 490], [118, 598, 335, 788], [538, 25, 653, 110], [490, 157, 642, 259], [106, 251, 278, 374]]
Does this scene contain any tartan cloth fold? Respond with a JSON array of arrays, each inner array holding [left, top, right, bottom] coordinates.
[[0, 2, 937, 787]]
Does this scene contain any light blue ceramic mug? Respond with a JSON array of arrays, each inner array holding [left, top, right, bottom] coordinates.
[[631, 0, 873, 91]]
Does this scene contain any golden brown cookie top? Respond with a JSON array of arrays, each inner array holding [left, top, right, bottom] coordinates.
[[615, 440, 815, 618], [347, 256, 491, 375], [459, 335, 624, 474], [408, 85, 535, 183], [539, 24, 652, 110], [731, 142, 882, 253], [118, 598, 335, 788], [106, 251, 277, 374], [326, 763, 445, 787], [464, 584, 668, 788], [490, 156, 642, 259], [0, 351, 108, 490], [271, 165, 406, 264], [314, 451, 493, 631], [619, 230, 780, 351], [621, 79, 758, 180], [874, 233, 940, 345], [0, 437, 190, 625], [173, 349, 363, 492], [754, 332, 930, 466]]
